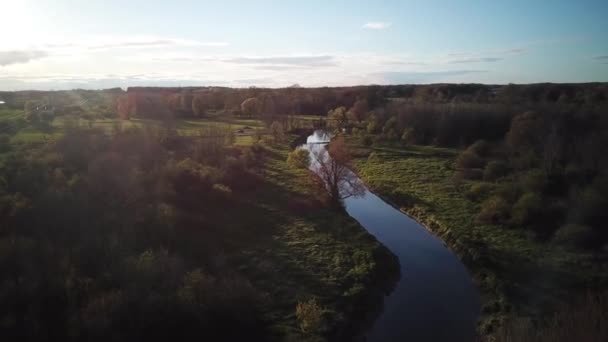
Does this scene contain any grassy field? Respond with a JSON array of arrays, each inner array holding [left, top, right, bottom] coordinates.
[[1, 109, 266, 146], [344, 136, 607, 335]]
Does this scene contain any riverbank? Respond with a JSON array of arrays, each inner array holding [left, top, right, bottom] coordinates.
[[255, 134, 399, 340], [343, 137, 608, 337]]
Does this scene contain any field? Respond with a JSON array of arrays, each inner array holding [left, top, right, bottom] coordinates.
[[345, 136, 608, 334]]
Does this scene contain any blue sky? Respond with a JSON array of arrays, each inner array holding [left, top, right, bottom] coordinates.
[[1, 0, 607, 89]]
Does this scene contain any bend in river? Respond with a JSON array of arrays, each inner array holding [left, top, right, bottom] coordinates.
[[300, 130, 480, 342]]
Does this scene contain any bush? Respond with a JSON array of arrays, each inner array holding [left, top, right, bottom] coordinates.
[[510, 192, 542, 226], [295, 298, 325, 334], [361, 135, 373, 147], [553, 224, 595, 249], [477, 196, 510, 224], [519, 169, 547, 193], [484, 160, 509, 181], [287, 148, 311, 169], [456, 150, 484, 169], [454, 168, 484, 180], [401, 127, 416, 145], [469, 139, 492, 157], [466, 183, 493, 202]]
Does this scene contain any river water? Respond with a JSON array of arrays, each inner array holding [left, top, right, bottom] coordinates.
[[301, 130, 479, 342]]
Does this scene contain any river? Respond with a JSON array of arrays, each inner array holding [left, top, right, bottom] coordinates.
[[300, 130, 480, 342]]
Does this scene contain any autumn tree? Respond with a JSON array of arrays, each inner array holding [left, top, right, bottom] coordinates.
[[311, 136, 364, 209], [328, 106, 348, 130], [241, 97, 260, 118]]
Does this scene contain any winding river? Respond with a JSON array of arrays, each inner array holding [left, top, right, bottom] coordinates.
[[301, 130, 480, 342]]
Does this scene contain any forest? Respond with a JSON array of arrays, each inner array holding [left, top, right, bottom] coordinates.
[[1, 82, 607, 341]]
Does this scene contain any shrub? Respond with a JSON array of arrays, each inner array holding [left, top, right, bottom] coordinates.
[[401, 128, 416, 145], [510, 192, 542, 226], [469, 139, 492, 157], [553, 224, 595, 249], [455, 168, 484, 180], [287, 148, 311, 169], [477, 196, 510, 224], [361, 135, 373, 147], [519, 169, 547, 193], [295, 298, 325, 334], [466, 183, 493, 202], [484, 160, 509, 181], [494, 292, 608, 342], [456, 150, 484, 169]]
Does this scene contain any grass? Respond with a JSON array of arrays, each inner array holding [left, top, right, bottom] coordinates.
[[3, 110, 268, 147], [227, 138, 397, 340], [345, 136, 608, 336]]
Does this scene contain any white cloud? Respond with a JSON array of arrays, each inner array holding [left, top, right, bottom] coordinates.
[[449, 57, 503, 64], [223, 55, 336, 67], [362, 22, 392, 30], [0, 50, 48, 66]]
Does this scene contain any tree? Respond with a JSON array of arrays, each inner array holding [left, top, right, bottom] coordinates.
[[311, 137, 364, 209], [241, 97, 260, 118], [287, 148, 310, 169], [269, 121, 285, 143], [347, 99, 368, 123], [192, 96, 207, 117], [328, 106, 348, 130]]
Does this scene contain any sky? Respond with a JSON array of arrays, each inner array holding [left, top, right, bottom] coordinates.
[[1, 0, 607, 90]]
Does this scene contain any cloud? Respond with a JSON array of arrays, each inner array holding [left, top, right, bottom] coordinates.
[[362, 22, 391, 30], [88, 37, 228, 50], [0, 50, 48, 66], [449, 57, 504, 64], [371, 70, 487, 83], [223, 55, 336, 67], [498, 48, 527, 55]]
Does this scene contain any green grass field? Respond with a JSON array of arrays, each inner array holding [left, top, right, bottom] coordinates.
[[345, 136, 607, 334]]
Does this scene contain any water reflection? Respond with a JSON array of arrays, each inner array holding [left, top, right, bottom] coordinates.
[[299, 130, 480, 341]]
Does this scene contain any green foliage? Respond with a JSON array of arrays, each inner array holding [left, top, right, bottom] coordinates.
[[287, 148, 311, 169]]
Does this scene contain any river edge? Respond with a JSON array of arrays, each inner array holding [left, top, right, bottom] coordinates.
[[290, 129, 401, 341], [335, 136, 505, 338]]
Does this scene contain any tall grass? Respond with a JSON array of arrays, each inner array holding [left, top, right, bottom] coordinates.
[[492, 292, 607, 342]]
